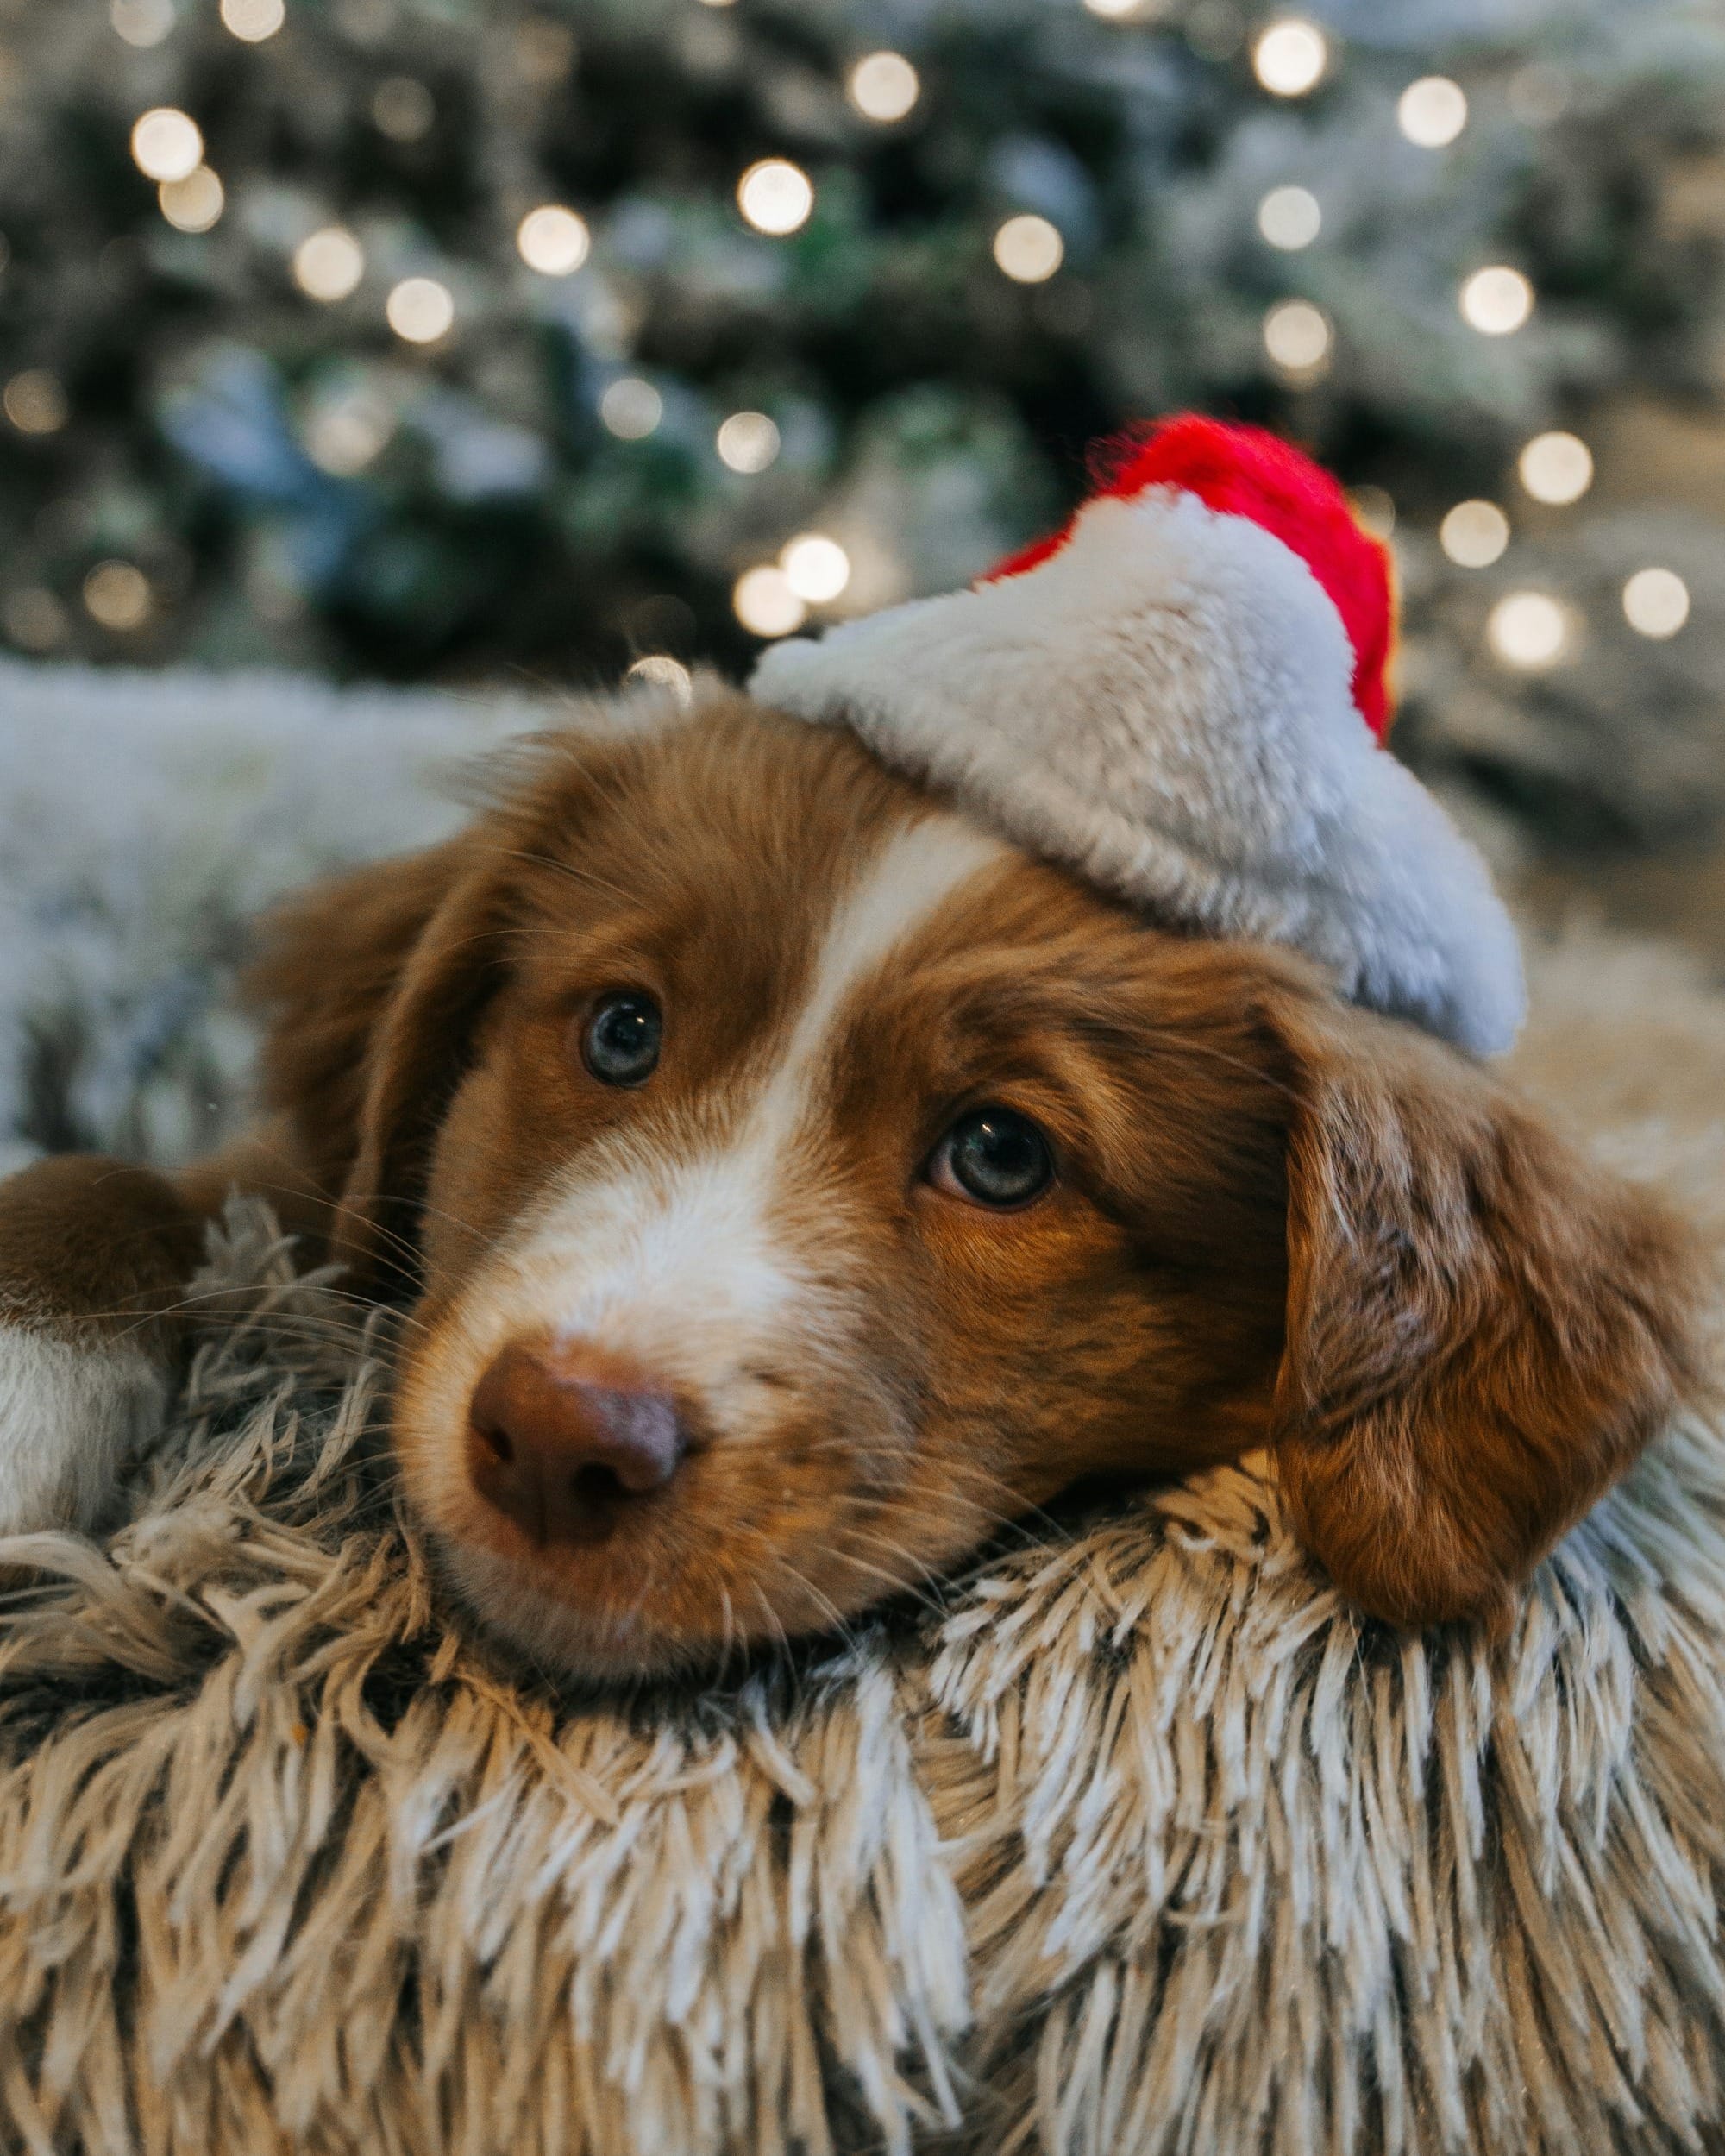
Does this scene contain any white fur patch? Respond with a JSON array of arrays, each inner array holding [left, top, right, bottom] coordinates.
[[0, 1323, 169, 1539], [752, 487, 1527, 1058]]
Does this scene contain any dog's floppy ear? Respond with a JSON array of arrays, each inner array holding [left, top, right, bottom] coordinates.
[[245, 830, 519, 1284], [1261, 986, 1707, 1630]]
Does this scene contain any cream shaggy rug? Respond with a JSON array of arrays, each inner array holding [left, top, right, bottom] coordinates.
[[1, 665, 1724, 2156]]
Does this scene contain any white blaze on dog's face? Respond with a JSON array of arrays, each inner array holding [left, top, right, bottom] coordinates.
[[372, 702, 1296, 1679], [271, 694, 1696, 1680]]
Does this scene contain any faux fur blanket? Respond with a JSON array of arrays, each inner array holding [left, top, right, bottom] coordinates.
[[1, 664, 1723, 2156]]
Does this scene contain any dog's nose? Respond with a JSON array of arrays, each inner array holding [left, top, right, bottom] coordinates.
[[467, 1341, 687, 1546]]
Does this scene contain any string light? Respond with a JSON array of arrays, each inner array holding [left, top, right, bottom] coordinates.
[[373, 77, 435, 142], [386, 275, 454, 343], [1257, 185, 1320, 250], [219, 0, 285, 41], [1262, 298, 1331, 376], [847, 52, 919, 123], [3, 371, 70, 436], [781, 534, 850, 604], [111, 0, 175, 47], [1622, 568, 1690, 639], [131, 109, 204, 185], [517, 205, 590, 276], [1439, 500, 1509, 568], [1252, 20, 1327, 98], [737, 160, 814, 237], [1518, 431, 1592, 506], [994, 214, 1063, 283], [734, 565, 806, 638], [159, 167, 224, 234], [83, 561, 153, 632], [1397, 77, 1467, 148], [717, 411, 781, 474], [625, 656, 693, 701], [293, 226, 365, 301], [1459, 266, 1534, 336], [1488, 590, 1571, 669], [600, 377, 663, 439]]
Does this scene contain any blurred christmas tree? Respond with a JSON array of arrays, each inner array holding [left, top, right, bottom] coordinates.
[[2, 0, 1724, 849]]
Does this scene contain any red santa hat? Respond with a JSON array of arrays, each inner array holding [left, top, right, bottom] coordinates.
[[751, 415, 1525, 1057]]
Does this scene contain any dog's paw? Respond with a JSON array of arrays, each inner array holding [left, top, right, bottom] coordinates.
[[0, 1322, 170, 1540]]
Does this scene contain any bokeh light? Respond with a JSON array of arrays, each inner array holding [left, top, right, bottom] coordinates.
[[734, 566, 806, 638], [1622, 568, 1690, 639], [1252, 20, 1327, 97], [293, 226, 365, 301], [83, 561, 153, 632], [994, 214, 1063, 282], [625, 656, 694, 701], [717, 411, 781, 474], [1460, 266, 1534, 336], [1397, 77, 1467, 148], [1263, 298, 1332, 374], [517, 205, 590, 276], [1518, 431, 1593, 506], [600, 377, 663, 439], [3, 370, 70, 436], [848, 53, 919, 123], [131, 109, 204, 185], [1488, 590, 1571, 669], [1439, 500, 1509, 568], [373, 77, 435, 142], [1257, 185, 1320, 250], [737, 160, 814, 236], [159, 167, 224, 234], [220, 0, 285, 42], [386, 276, 454, 343], [111, 0, 175, 48], [781, 533, 850, 604]]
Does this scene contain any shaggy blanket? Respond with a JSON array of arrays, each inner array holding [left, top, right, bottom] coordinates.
[[0, 663, 1723, 2156]]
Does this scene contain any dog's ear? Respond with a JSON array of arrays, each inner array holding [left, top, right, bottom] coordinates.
[[244, 830, 519, 1284], [1261, 984, 1707, 1630]]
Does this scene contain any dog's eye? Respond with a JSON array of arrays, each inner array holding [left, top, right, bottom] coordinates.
[[581, 992, 662, 1087], [928, 1107, 1053, 1210]]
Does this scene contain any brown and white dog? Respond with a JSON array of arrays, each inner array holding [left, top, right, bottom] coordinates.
[[0, 689, 1705, 1679]]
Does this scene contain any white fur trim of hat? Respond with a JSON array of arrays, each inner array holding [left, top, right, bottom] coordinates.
[[751, 415, 1525, 1058]]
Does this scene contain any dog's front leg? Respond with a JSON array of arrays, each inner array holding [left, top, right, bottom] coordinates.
[[0, 1137, 335, 1540]]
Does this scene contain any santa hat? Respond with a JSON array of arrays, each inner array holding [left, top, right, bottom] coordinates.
[[750, 415, 1525, 1057]]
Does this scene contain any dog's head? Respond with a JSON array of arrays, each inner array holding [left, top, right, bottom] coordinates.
[[249, 690, 1703, 1678]]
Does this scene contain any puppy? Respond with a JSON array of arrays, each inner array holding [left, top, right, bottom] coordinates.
[[0, 689, 1704, 1678]]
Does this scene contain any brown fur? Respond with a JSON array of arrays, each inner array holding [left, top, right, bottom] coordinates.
[[0, 692, 1706, 1671]]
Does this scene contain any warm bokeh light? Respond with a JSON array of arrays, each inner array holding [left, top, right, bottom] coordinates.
[[1622, 567, 1690, 639], [159, 167, 224, 234], [111, 0, 175, 48], [131, 108, 204, 185], [847, 52, 920, 123], [737, 160, 814, 236], [1263, 298, 1332, 374], [625, 656, 694, 701], [993, 213, 1063, 282], [1397, 76, 1467, 148], [1, 588, 70, 652], [220, 0, 285, 42], [83, 561, 153, 632], [1252, 20, 1327, 97], [373, 76, 435, 142], [293, 226, 365, 301], [1257, 185, 1320, 250], [1350, 486, 1396, 539], [734, 565, 806, 638], [303, 391, 394, 476], [717, 411, 781, 474], [600, 377, 663, 439], [1460, 266, 1534, 336], [1488, 590, 1571, 669], [1439, 500, 1509, 569], [386, 276, 455, 344], [3, 370, 70, 437], [781, 533, 851, 605], [517, 205, 590, 276], [1518, 431, 1593, 506]]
